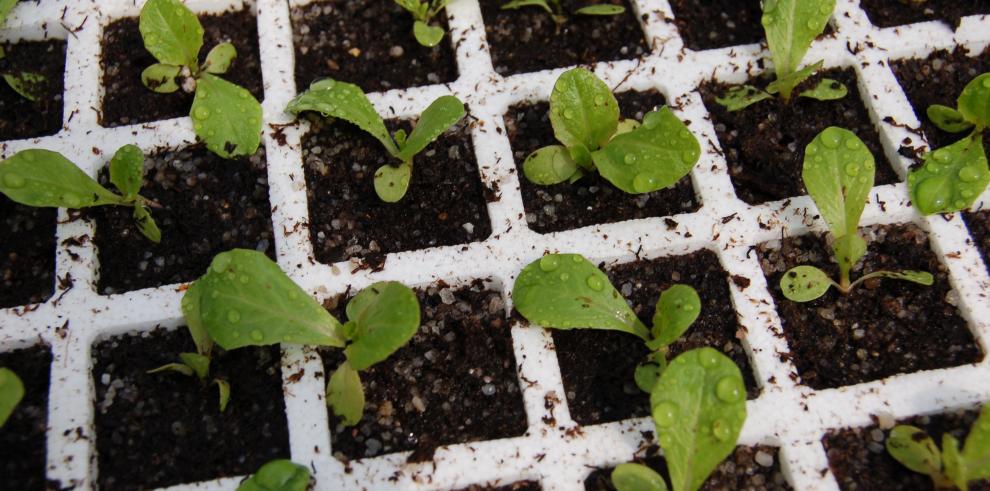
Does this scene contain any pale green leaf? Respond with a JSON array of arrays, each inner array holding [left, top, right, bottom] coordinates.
[[715, 85, 771, 112], [141, 63, 181, 93], [0, 0, 18, 26], [133, 205, 162, 243], [908, 134, 988, 215], [203, 42, 236, 75], [396, 95, 464, 162], [191, 73, 262, 158], [766, 60, 823, 101], [611, 463, 669, 491], [848, 270, 934, 290], [962, 404, 990, 480], [214, 378, 230, 412], [832, 233, 866, 287], [501, 0, 553, 15], [286, 78, 398, 156], [0, 149, 122, 208], [344, 282, 420, 371], [0, 368, 24, 428], [944, 433, 968, 491], [4, 71, 45, 101], [799, 78, 847, 101], [886, 425, 942, 476], [179, 352, 210, 380], [373, 161, 412, 202], [575, 4, 625, 15], [327, 361, 364, 427], [413, 20, 444, 47], [762, 0, 835, 97], [139, 0, 204, 68], [147, 362, 194, 377], [651, 284, 700, 348], [109, 144, 144, 199], [957, 73, 990, 128], [928, 104, 974, 133], [180, 278, 214, 357], [550, 67, 619, 152], [780, 265, 835, 302], [237, 459, 311, 491], [802, 127, 875, 238], [523, 145, 580, 185]]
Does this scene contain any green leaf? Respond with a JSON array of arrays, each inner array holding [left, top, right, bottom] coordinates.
[[651, 284, 701, 348], [394, 0, 424, 15], [962, 404, 990, 481], [327, 361, 364, 427], [575, 4, 625, 15], [886, 425, 942, 476], [634, 351, 667, 394], [197, 249, 347, 350], [512, 253, 649, 340], [762, 0, 835, 97], [550, 68, 619, 153], [715, 85, 772, 112], [957, 73, 990, 129], [147, 362, 194, 377], [413, 20, 444, 47], [650, 348, 746, 491], [0, 368, 24, 428], [0, 0, 18, 26], [4, 71, 45, 101], [139, 0, 204, 68], [802, 127, 875, 238], [928, 104, 974, 134], [181, 278, 214, 357], [799, 78, 848, 101], [344, 282, 421, 371], [611, 463, 669, 491], [203, 42, 236, 75], [615, 118, 641, 136], [944, 433, 968, 491], [766, 60, 823, 102], [832, 233, 866, 287], [214, 378, 230, 412], [0, 149, 123, 209], [373, 161, 412, 202], [908, 134, 988, 215], [396, 95, 464, 162], [109, 144, 144, 200], [191, 73, 262, 159], [592, 107, 700, 194], [133, 205, 162, 243], [523, 145, 580, 185], [141, 63, 181, 94], [780, 265, 835, 302], [237, 459, 311, 491], [285, 78, 399, 156], [848, 269, 934, 290], [179, 352, 210, 380], [501, 0, 553, 14]]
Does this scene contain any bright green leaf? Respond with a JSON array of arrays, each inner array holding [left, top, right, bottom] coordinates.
[[887, 425, 942, 476], [214, 378, 230, 412], [614, 118, 641, 136], [848, 270, 934, 290], [139, 0, 204, 68], [413, 20, 444, 47], [327, 361, 364, 427], [832, 233, 866, 288], [524, 145, 580, 185], [147, 362, 195, 377], [373, 161, 412, 202], [0, 368, 24, 428], [908, 134, 988, 215], [575, 4, 625, 15], [803, 127, 875, 238], [715, 85, 772, 112], [651, 284, 701, 348], [237, 459, 311, 491], [944, 433, 968, 491], [780, 265, 835, 302], [766, 60, 824, 102], [799, 78, 848, 101], [191, 73, 262, 159], [396, 95, 464, 162], [962, 404, 990, 481], [550, 67, 619, 153], [957, 73, 990, 128], [4, 71, 45, 101], [634, 351, 667, 394], [611, 463, 669, 491], [0, 0, 18, 26], [928, 104, 974, 134], [501, 0, 553, 14], [203, 42, 236, 75], [762, 0, 835, 98], [141, 63, 181, 94], [133, 205, 162, 243], [181, 278, 213, 357], [109, 144, 144, 200], [286, 78, 399, 156], [179, 352, 210, 380], [0, 149, 123, 208], [344, 281, 421, 371]]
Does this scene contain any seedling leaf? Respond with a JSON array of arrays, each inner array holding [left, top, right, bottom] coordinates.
[[761, 0, 835, 99], [832, 233, 866, 285], [373, 161, 412, 203], [147, 362, 194, 377], [139, 0, 203, 68], [214, 378, 230, 412], [203, 42, 236, 75], [962, 404, 990, 481], [413, 20, 444, 47], [180, 278, 213, 357], [848, 269, 934, 290], [928, 104, 974, 134], [191, 73, 262, 159], [958, 73, 990, 128], [396, 95, 464, 162], [799, 78, 848, 101], [651, 284, 701, 347], [3, 71, 45, 101], [237, 459, 311, 491], [780, 265, 835, 302], [501, 0, 553, 14], [141, 63, 181, 94], [802, 127, 875, 238], [634, 351, 666, 394], [523, 145, 580, 185], [908, 134, 988, 215], [0, 149, 123, 208], [715, 85, 772, 112], [133, 205, 162, 243], [344, 282, 421, 371], [886, 425, 942, 476], [766, 60, 823, 99], [327, 361, 364, 427], [109, 144, 144, 200], [611, 463, 669, 491], [550, 68, 619, 153], [575, 4, 625, 15], [0, 0, 17, 25], [286, 78, 399, 156], [179, 352, 210, 380], [0, 368, 24, 428], [944, 433, 968, 490]]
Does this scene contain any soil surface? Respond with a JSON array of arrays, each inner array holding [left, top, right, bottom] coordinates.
[[552, 250, 756, 426], [101, 9, 263, 127], [859, 0, 990, 29], [506, 90, 698, 234], [964, 209, 990, 274], [0, 345, 51, 490], [304, 116, 491, 265], [480, 0, 648, 76], [0, 40, 65, 140], [667, 0, 763, 51], [0, 196, 56, 309], [86, 145, 275, 295], [291, 0, 457, 93], [585, 445, 789, 490], [700, 68, 899, 205], [92, 328, 289, 490], [758, 223, 982, 390], [825, 408, 990, 490], [321, 282, 526, 462]]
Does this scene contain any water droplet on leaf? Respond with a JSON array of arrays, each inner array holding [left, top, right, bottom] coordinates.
[[2, 173, 25, 188], [959, 166, 981, 183], [716, 376, 742, 403], [250, 330, 264, 342], [632, 173, 657, 193], [712, 419, 731, 441], [653, 401, 678, 427], [539, 255, 559, 272], [586, 275, 604, 291], [227, 310, 241, 323]]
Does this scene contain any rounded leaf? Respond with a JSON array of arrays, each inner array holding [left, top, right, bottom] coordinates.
[[651, 284, 701, 347], [550, 68, 619, 152], [413, 20, 444, 48], [191, 73, 262, 158], [374, 161, 412, 202], [141, 63, 181, 93], [109, 144, 145, 199], [927, 104, 974, 134], [203, 42, 237, 74], [799, 78, 848, 101], [524, 145, 580, 185], [237, 459, 311, 491], [327, 362, 364, 427], [957, 73, 990, 128], [886, 425, 942, 476], [715, 85, 771, 112], [139, 0, 204, 68], [3, 71, 45, 101], [0, 368, 24, 428], [908, 135, 988, 215], [780, 265, 834, 302], [0, 149, 121, 209], [611, 463, 668, 491], [803, 127, 875, 238], [286, 78, 398, 156], [344, 281, 421, 371]]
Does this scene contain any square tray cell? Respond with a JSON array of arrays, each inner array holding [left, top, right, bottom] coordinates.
[[667, 0, 763, 51], [758, 223, 982, 390], [100, 8, 263, 127], [859, 0, 990, 29], [0, 196, 56, 309], [92, 328, 289, 490], [965, 209, 990, 275], [0, 40, 65, 140], [0, 344, 51, 491], [290, 0, 457, 93]]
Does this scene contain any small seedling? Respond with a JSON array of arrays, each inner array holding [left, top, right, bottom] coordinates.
[[138, 0, 262, 159], [395, 0, 450, 47], [0, 0, 47, 101], [285, 78, 465, 202], [908, 72, 990, 215], [501, 0, 625, 27], [0, 367, 24, 428], [779, 127, 933, 302], [716, 0, 847, 112], [886, 404, 990, 490], [0, 145, 162, 243], [182, 249, 420, 425], [521, 68, 700, 194], [237, 459, 311, 491]]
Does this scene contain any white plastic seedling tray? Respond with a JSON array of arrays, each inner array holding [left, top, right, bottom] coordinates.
[[2, 0, 990, 489]]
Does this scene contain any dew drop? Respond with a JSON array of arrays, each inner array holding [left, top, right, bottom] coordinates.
[[194, 106, 211, 120], [62, 192, 81, 208], [681, 150, 696, 163], [698, 347, 719, 368], [227, 310, 241, 323], [594, 95, 605, 105], [2, 172, 25, 188], [239, 274, 250, 284], [632, 173, 657, 193], [559, 272, 570, 281], [250, 330, 264, 342], [915, 176, 948, 212], [716, 376, 742, 403], [820, 128, 843, 149], [806, 144, 818, 155], [659, 434, 673, 448], [954, 200, 967, 209], [624, 154, 637, 165], [211, 254, 232, 274], [586, 275, 604, 291], [819, 4, 831, 13], [653, 401, 678, 427], [962, 189, 975, 198], [933, 150, 951, 163], [563, 109, 575, 120], [959, 166, 981, 183], [712, 419, 731, 441], [679, 129, 691, 140], [539, 255, 560, 272], [844, 162, 860, 176], [805, 19, 817, 29], [845, 138, 861, 150]]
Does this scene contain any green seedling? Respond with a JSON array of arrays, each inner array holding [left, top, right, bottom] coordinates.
[[237, 459, 311, 491], [0, 367, 24, 428], [0, 0, 47, 101], [285, 78, 465, 202], [182, 249, 420, 425], [908, 72, 990, 215], [886, 404, 990, 490], [610, 348, 747, 491], [394, 0, 450, 47], [779, 127, 933, 302], [513, 253, 701, 393], [0, 146, 162, 243], [522, 68, 700, 194], [716, 0, 847, 112], [501, 0, 625, 27], [138, 0, 262, 159]]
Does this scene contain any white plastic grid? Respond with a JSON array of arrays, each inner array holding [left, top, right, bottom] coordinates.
[[0, 0, 989, 489]]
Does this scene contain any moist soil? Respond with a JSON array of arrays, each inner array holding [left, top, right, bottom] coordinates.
[[0, 40, 65, 140], [290, 0, 457, 93], [666, 0, 764, 51], [964, 209, 990, 274], [86, 145, 275, 295], [92, 328, 289, 490], [303, 116, 491, 265], [321, 282, 527, 462], [824, 408, 990, 490], [584, 445, 789, 490], [0, 196, 55, 309], [480, 0, 648, 76], [859, 0, 990, 29], [758, 223, 982, 390], [100, 9, 264, 127], [506, 90, 698, 234], [551, 250, 756, 426], [0, 345, 51, 490], [700, 68, 899, 205]]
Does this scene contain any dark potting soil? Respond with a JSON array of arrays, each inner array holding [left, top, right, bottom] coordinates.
[[480, 0, 648, 76], [100, 9, 263, 127], [290, 0, 457, 93], [0, 40, 65, 140], [0, 196, 55, 309], [824, 408, 990, 490], [86, 145, 275, 295], [455, 482, 542, 491], [0, 345, 51, 490], [667, 0, 764, 51], [964, 209, 990, 275], [700, 68, 900, 205], [321, 283, 526, 461], [506, 90, 698, 234], [551, 250, 756, 426], [303, 116, 491, 265], [584, 445, 789, 490], [859, 0, 990, 29], [92, 328, 289, 490], [758, 223, 982, 390]]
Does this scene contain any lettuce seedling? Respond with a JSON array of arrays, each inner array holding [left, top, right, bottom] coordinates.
[[0, 0, 47, 101], [522, 68, 700, 194], [779, 127, 933, 302], [716, 0, 847, 112], [886, 404, 990, 490], [0, 145, 162, 243], [908, 72, 990, 215], [0, 367, 24, 428], [501, 0, 625, 27], [138, 0, 262, 159], [182, 249, 421, 425], [285, 78, 465, 202], [237, 459, 311, 491], [394, 0, 450, 47]]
